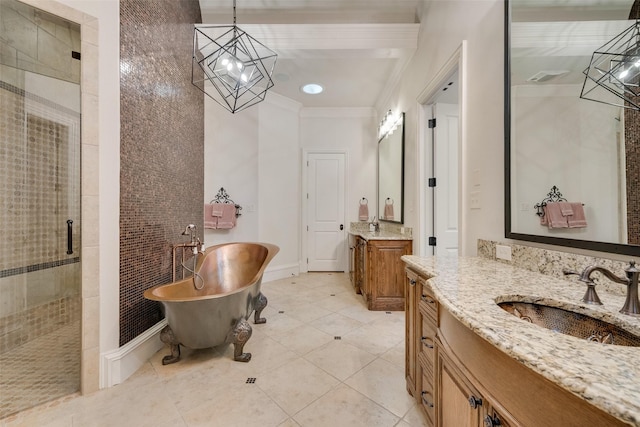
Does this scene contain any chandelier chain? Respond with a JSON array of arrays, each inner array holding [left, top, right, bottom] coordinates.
[[233, 0, 237, 25]]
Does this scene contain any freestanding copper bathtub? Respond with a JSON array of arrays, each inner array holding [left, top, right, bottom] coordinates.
[[144, 242, 279, 365]]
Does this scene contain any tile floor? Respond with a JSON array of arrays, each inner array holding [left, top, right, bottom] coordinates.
[[0, 321, 80, 419], [1, 272, 429, 427]]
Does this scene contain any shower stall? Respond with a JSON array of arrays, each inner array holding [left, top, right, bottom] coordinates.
[[0, 0, 81, 418]]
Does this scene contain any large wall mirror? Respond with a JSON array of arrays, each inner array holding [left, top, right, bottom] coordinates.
[[505, 0, 640, 256], [378, 112, 405, 224]]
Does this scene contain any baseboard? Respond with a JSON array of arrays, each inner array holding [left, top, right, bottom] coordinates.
[[100, 319, 167, 389], [263, 262, 299, 283]]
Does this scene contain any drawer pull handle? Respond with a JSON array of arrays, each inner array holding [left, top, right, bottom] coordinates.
[[420, 337, 434, 349], [421, 391, 434, 408], [468, 395, 483, 409], [421, 295, 435, 304], [484, 415, 502, 427], [409, 279, 416, 286]]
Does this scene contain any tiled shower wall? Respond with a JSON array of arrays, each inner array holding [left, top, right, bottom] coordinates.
[[119, 0, 204, 346], [0, 0, 81, 355]]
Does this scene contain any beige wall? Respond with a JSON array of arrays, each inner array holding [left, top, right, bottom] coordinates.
[[377, 0, 505, 257]]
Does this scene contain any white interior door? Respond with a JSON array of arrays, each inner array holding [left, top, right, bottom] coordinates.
[[307, 152, 346, 271], [434, 103, 459, 256]]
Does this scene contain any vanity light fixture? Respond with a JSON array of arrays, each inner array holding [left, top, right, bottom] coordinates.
[[192, 0, 278, 113], [378, 110, 403, 139], [580, 20, 640, 110], [301, 83, 323, 95]]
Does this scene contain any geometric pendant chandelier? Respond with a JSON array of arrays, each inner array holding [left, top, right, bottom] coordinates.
[[580, 20, 640, 110], [192, 0, 277, 113]]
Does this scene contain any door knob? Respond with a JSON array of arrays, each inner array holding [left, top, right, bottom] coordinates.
[[340, 224, 344, 230]]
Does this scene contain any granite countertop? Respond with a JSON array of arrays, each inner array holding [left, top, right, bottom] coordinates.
[[349, 230, 413, 241], [401, 255, 640, 426]]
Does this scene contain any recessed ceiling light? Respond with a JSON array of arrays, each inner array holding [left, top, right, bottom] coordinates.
[[301, 83, 323, 95]]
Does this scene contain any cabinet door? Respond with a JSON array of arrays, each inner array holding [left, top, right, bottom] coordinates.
[[354, 237, 365, 294], [438, 350, 483, 427], [405, 269, 419, 396]]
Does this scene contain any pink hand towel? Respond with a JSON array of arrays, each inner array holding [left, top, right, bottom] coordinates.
[[211, 203, 224, 217], [384, 203, 394, 221], [358, 202, 369, 221], [540, 206, 548, 226], [545, 203, 568, 228], [557, 202, 573, 217], [217, 203, 237, 229], [567, 202, 587, 228], [204, 204, 218, 229]]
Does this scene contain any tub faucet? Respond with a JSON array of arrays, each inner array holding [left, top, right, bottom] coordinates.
[[564, 261, 640, 316], [181, 224, 201, 254]]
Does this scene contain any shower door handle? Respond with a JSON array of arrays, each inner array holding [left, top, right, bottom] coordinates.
[[67, 220, 73, 255]]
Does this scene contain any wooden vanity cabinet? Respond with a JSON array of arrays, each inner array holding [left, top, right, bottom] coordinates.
[[406, 269, 437, 426], [404, 267, 627, 427], [355, 237, 412, 311]]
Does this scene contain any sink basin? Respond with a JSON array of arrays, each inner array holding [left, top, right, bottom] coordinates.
[[498, 301, 640, 347]]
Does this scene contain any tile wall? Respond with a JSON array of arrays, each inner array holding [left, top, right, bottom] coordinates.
[[119, 0, 204, 346]]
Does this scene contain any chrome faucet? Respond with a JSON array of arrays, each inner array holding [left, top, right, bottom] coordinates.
[[564, 261, 640, 316], [369, 216, 380, 233]]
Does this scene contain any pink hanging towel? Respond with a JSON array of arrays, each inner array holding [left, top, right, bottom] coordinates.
[[204, 204, 218, 229]]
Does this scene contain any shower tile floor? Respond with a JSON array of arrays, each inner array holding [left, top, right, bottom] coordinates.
[[1, 273, 429, 427], [0, 321, 80, 419]]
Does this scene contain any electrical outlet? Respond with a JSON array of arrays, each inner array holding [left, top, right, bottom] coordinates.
[[496, 245, 512, 261], [400, 227, 405, 234], [470, 191, 481, 209]]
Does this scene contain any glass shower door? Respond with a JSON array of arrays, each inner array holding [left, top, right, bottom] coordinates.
[[0, 0, 82, 418]]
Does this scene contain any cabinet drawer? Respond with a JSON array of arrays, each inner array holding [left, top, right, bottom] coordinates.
[[419, 284, 438, 323], [419, 318, 436, 374], [419, 360, 435, 426]]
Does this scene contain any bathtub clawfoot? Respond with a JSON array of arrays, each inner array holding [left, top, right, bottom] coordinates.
[[226, 318, 252, 362], [160, 325, 181, 365], [254, 292, 268, 324]]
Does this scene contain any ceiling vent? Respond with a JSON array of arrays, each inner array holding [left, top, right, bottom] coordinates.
[[527, 70, 570, 83]]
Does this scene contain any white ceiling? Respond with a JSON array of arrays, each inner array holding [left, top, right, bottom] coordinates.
[[197, 0, 423, 108], [511, 0, 635, 86]]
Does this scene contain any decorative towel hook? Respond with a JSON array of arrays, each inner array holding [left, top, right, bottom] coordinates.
[[385, 197, 394, 205], [534, 185, 567, 217], [210, 187, 242, 217], [360, 197, 368, 205]]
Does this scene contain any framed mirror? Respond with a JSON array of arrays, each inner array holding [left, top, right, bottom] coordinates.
[[505, 0, 640, 256], [378, 112, 405, 224]]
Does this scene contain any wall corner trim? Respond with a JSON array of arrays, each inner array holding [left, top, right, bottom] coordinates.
[[100, 319, 167, 389]]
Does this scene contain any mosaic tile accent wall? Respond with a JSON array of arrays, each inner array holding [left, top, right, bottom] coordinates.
[[624, 109, 640, 245], [119, 0, 204, 346], [626, 3, 640, 245]]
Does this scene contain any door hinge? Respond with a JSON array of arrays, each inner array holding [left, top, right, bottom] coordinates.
[[307, 193, 309, 199], [428, 118, 436, 128], [307, 225, 309, 231], [428, 236, 437, 246], [306, 258, 308, 264], [428, 177, 436, 187], [307, 160, 309, 166]]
